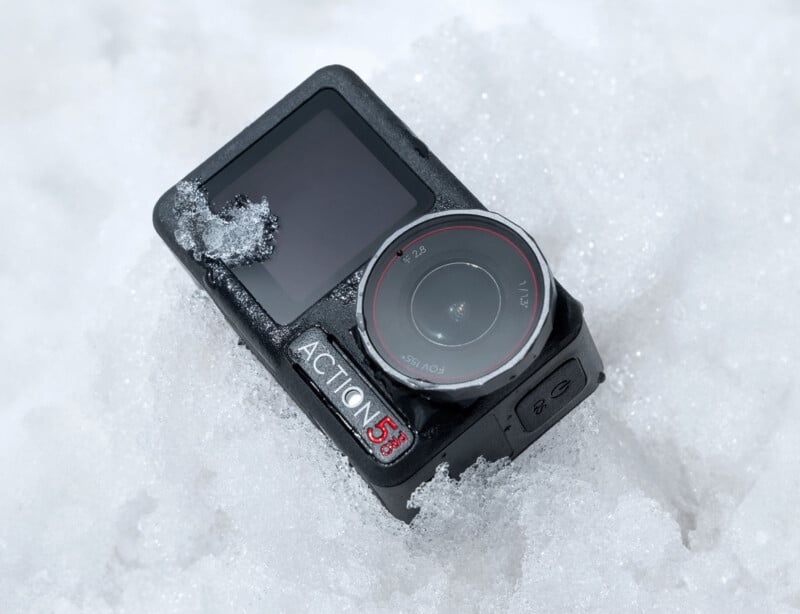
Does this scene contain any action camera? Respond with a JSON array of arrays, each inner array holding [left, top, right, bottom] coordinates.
[[153, 65, 604, 521]]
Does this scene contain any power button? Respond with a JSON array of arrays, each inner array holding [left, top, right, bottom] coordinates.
[[515, 359, 587, 432]]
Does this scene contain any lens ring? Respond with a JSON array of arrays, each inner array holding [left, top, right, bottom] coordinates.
[[410, 261, 502, 348], [356, 210, 554, 398], [371, 225, 537, 382]]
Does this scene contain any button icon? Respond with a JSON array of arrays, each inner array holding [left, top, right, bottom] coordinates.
[[515, 359, 587, 432], [550, 379, 571, 398]]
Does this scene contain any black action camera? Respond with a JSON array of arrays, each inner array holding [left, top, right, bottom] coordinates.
[[153, 65, 604, 521]]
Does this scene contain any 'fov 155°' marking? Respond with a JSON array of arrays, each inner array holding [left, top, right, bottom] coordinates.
[[289, 328, 414, 463]]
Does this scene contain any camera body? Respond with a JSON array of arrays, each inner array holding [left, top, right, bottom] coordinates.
[[153, 65, 603, 521]]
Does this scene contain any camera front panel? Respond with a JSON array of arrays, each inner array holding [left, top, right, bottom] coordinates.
[[153, 65, 603, 521]]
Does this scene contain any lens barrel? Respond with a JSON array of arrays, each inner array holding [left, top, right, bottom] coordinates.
[[356, 210, 554, 401]]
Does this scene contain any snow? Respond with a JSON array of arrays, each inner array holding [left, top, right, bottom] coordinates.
[[172, 181, 278, 266], [1, 1, 799, 612]]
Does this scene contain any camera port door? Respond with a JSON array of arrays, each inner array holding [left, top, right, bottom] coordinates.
[[515, 359, 588, 432]]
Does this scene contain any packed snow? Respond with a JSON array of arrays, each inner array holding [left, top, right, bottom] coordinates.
[[172, 181, 278, 267], [1, 1, 799, 612]]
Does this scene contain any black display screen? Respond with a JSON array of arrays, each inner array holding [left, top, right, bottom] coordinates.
[[204, 89, 434, 325]]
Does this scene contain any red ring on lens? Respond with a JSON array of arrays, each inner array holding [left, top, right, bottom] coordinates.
[[368, 224, 540, 383]]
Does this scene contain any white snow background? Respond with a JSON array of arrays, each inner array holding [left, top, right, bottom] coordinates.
[[1, 1, 799, 612]]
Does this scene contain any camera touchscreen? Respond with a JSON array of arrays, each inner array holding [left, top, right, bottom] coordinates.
[[203, 89, 434, 324]]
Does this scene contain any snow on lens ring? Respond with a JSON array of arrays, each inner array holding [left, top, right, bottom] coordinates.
[[357, 210, 554, 396]]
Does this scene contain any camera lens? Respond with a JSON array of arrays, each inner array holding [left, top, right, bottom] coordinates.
[[410, 262, 501, 347], [357, 210, 554, 400]]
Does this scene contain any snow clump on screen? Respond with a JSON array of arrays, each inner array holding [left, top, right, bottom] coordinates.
[[173, 180, 278, 267]]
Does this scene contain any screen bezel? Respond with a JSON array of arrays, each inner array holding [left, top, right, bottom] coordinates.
[[202, 88, 435, 325]]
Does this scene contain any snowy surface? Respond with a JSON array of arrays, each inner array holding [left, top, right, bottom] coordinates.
[[2, 1, 799, 612]]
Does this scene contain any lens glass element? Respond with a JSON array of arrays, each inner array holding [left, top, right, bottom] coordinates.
[[410, 262, 501, 347], [359, 211, 552, 389]]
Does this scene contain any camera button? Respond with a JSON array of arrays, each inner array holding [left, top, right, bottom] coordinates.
[[410, 136, 429, 158], [515, 359, 587, 432]]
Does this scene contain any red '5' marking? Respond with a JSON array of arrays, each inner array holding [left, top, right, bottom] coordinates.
[[367, 416, 398, 443]]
